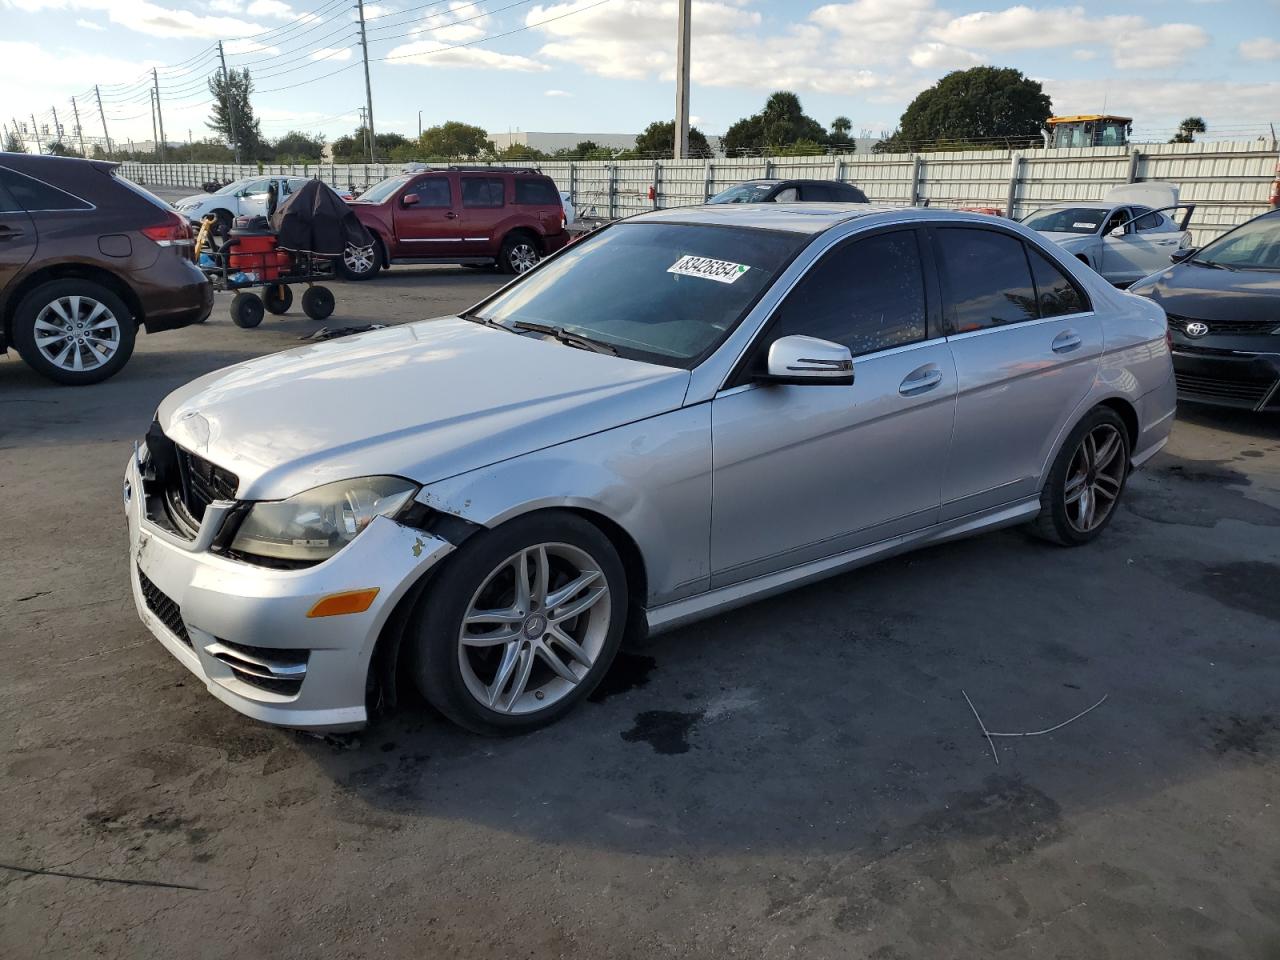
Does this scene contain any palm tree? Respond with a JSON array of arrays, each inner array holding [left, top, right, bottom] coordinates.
[[831, 116, 852, 140], [1170, 116, 1206, 143]]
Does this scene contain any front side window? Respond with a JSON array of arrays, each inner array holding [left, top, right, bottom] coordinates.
[[765, 230, 927, 357], [1131, 206, 1165, 231], [240, 179, 270, 197], [410, 177, 452, 207], [0, 169, 92, 212], [1020, 207, 1106, 235], [935, 228, 1038, 332], [470, 222, 808, 368], [772, 187, 799, 202], [461, 177, 504, 208], [799, 184, 832, 202], [358, 176, 411, 204], [709, 183, 775, 204]]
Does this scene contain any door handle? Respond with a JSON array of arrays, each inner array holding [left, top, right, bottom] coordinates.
[[0, 226, 24, 241], [1052, 330, 1082, 354], [899, 364, 943, 396], [445, 211, 459, 219]]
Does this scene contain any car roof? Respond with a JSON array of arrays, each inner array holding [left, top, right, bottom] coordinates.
[[628, 204, 995, 235]]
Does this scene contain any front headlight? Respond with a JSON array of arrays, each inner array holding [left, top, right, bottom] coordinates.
[[229, 476, 419, 564]]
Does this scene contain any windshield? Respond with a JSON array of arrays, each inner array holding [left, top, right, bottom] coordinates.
[[710, 183, 776, 204], [470, 222, 808, 368], [1193, 214, 1280, 270], [213, 179, 251, 196], [357, 176, 411, 204], [1021, 207, 1106, 235]]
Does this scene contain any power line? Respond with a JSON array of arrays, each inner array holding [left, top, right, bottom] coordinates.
[[375, 0, 615, 61]]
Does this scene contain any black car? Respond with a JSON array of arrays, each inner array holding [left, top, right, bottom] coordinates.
[[709, 179, 869, 204], [1130, 209, 1280, 411]]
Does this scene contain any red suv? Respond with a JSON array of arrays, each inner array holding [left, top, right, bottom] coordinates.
[[338, 166, 569, 280]]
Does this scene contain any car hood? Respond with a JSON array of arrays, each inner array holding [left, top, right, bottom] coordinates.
[[175, 194, 213, 208], [157, 317, 691, 500], [1038, 232, 1094, 247], [1129, 262, 1280, 324]]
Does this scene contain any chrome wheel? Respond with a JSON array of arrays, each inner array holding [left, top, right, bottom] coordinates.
[[343, 243, 375, 274], [1063, 423, 1125, 533], [458, 543, 611, 715], [33, 295, 121, 373], [508, 242, 539, 273]]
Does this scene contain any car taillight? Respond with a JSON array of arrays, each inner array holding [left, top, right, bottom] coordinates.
[[141, 213, 193, 248]]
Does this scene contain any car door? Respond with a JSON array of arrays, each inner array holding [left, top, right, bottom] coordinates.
[[390, 174, 459, 258], [457, 175, 507, 253], [237, 178, 272, 217], [1102, 206, 1182, 283], [0, 175, 37, 313], [934, 226, 1103, 519], [710, 227, 957, 586]]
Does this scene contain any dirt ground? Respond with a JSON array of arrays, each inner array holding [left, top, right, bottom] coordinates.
[[2, 250, 1279, 959]]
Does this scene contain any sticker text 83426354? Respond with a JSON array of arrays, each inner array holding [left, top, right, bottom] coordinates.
[[668, 254, 751, 284]]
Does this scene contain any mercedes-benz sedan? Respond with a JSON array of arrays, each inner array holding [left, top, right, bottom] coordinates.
[[124, 204, 1176, 734]]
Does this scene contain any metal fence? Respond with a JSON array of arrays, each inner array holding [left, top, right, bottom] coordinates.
[[123, 139, 1279, 243]]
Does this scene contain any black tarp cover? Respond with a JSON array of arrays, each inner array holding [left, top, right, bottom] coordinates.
[[270, 179, 374, 255]]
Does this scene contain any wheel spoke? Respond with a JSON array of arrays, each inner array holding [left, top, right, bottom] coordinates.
[[1093, 430, 1121, 470], [548, 624, 593, 668], [550, 584, 607, 625], [1094, 473, 1121, 498], [35, 333, 68, 348], [486, 642, 521, 707], [465, 607, 524, 626], [545, 569, 601, 611], [51, 341, 74, 368], [1064, 471, 1089, 504], [70, 344, 84, 371], [34, 317, 66, 335], [502, 645, 535, 709], [48, 299, 72, 324], [461, 626, 522, 648], [84, 301, 107, 325], [536, 645, 580, 685]]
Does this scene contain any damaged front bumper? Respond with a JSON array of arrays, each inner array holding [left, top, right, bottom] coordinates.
[[123, 447, 454, 731]]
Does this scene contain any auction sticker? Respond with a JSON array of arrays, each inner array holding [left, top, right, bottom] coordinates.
[[668, 254, 750, 284]]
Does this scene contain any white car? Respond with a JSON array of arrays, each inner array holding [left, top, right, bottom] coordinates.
[[560, 190, 575, 227], [172, 176, 313, 235], [1020, 182, 1194, 286]]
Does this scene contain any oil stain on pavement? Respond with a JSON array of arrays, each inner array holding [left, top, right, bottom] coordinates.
[[621, 710, 703, 754]]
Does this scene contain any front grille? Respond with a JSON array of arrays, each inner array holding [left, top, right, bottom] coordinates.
[[1175, 371, 1276, 406], [145, 424, 240, 539], [137, 566, 192, 647], [1168, 314, 1280, 337], [207, 639, 308, 697]]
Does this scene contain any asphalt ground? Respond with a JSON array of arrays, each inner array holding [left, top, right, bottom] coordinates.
[[1, 195, 1279, 958]]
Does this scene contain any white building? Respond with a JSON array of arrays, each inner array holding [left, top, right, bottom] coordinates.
[[488, 131, 639, 154]]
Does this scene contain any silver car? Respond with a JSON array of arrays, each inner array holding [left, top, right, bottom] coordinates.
[[124, 204, 1176, 733]]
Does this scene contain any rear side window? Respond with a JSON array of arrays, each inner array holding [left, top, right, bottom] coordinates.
[[411, 177, 452, 207], [514, 179, 559, 205], [461, 177, 504, 208], [935, 228, 1038, 332], [1132, 206, 1164, 231], [0, 168, 92, 212], [767, 230, 928, 357], [799, 184, 832, 202], [1027, 247, 1089, 317]]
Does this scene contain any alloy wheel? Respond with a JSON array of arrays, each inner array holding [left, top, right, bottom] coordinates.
[[509, 243, 539, 274], [458, 543, 611, 715], [1063, 423, 1125, 533], [344, 243, 375, 274], [33, 296, 121, 373]]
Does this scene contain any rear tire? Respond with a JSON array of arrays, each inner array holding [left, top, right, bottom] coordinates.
[[263, 283, 292, 315], [230, 292, 265, 329], [1029, 406, 1130, 546], [301, 285, 335, 321], [411, 511, 628, 735], [498, 233, 541, 275], [12, 279, 136, 385]]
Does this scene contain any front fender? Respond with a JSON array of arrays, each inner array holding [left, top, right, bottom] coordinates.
[[414, 404, 713, 606]]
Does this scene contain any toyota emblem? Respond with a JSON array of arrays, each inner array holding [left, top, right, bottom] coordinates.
[[1184, 321, 1209, 338]]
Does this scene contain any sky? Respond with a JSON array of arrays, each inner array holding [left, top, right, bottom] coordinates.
[[1, 0, 1278, 150]]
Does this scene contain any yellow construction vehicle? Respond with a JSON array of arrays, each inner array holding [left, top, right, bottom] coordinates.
[[1043, 115, 1133, 149]]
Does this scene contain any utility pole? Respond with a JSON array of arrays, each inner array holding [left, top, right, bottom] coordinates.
[[31, 113, 41, 154], [673, 0, 691, 159], [217, 41, 241, 163], [358, 105, 370, 161], [152, 67, 167, 160], [51, 105, 61, 147], [71, 96, 87, 157], [94, 85, 112, 156], [355, 0, 376, 163], [150, 89, 160, 158]]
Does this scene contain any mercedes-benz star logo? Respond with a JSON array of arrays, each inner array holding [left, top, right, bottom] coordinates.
[[1184, 321, 1209, 338], [523, 613, 548, 639]]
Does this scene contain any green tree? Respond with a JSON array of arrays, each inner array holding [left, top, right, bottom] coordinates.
[[44, 141, 81, 157], [888, 67, 1051, 151], [775, 138, 827, 157], [273, 130, 325, 161], [1170, 116, 1206, 143], [632, 120, 712, 157], [207, 68, 263, 159], [830, 116, 852, 140], [5, 131, 28, 152], [723, 91, 829, 155], [412, 121, 490, 159]]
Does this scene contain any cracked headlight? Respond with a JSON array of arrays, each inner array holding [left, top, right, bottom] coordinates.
[[230, 476, 419, 564]]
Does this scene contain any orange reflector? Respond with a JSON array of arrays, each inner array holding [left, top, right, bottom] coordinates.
[[307, 588, 380, 618]]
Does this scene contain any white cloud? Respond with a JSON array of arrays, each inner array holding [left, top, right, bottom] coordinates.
[[310, 46, 353, 61], [1, 0, 268, 38], [1046, 77, 1280, 131], [1071, 48, 1097, 60], [386, 39, 550, 71], [74, 15, 103, 28], [908, 42, 983, 70], [1110, 23, 1209, 69], [208, 0, 242, 9], [811, 0, 948, 64], [1240, 37, 1280, 60], [246, 0, 292, 16], [544, 88, 572, 96], [223, 37, 279, 54], [409, 0, 489, 42]]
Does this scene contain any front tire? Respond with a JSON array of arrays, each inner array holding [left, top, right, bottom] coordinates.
[[336, 240, 380, 281], [411, 511, 628, 735], [12, 279, 136, 385], [1030, 406, 1130, 546], [230, 292, 265, 328]]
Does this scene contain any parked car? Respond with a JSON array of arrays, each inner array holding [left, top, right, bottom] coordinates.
[[1020, 182, 1194, 286], [1, 153, 211, 385], [338, 167, 570, 280], [126, 204, 1173, 733], [709, 179, 869, 204], [172, 176, 315, 237], [1129, 208, 1280, 410]]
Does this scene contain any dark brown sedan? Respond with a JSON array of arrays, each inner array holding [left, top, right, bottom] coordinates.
[[0, 153, 211, 385]]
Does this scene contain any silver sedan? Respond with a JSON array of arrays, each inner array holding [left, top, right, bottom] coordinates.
[[124, 204, 1176, 733]]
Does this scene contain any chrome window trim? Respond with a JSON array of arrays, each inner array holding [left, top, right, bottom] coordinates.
[[944, 309, 1097, 342]]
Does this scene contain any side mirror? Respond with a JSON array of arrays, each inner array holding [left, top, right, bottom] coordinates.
[[1109, 226, 1126, 238], [1170, 247, 1198, 264], [762, 335, 854, 386], [401, 193, 420, 207]]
